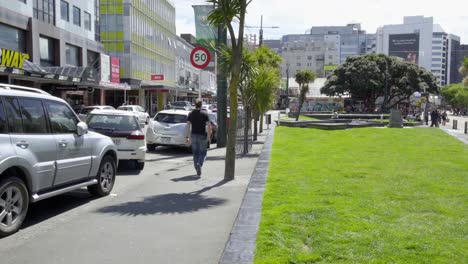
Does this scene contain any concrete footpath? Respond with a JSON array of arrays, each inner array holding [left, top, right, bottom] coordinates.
[[439, 114, 468, 144]]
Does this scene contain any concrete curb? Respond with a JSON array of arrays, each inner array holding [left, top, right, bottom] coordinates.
[[218, 126, 275, 264]]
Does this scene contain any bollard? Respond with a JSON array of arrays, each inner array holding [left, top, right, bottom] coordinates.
[[453, 119, 458, 130], [465, 121, 468, 134]]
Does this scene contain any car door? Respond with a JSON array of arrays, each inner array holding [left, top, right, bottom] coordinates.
[[4, 97, 57, 192], [45, 100, 93, 186]]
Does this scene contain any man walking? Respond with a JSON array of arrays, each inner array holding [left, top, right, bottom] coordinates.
[[185, 99, 212, 176], [430, 109, 440, 127]]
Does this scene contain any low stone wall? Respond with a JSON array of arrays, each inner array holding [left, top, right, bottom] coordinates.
[[288, 112, 390, 120], [277, 119, 424, 130]]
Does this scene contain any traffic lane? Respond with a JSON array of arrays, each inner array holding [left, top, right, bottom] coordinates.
[[0, 144, 239, 264], [0, 146, 193, 248]]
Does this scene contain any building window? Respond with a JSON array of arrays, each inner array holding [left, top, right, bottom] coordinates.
[[33, 0, 55, 25], [60, 0, 69, 21], [39, 36, 55, 66], [84, 11, 91, 30], [65, 44, 80, 66], [0, 24, 26, 52], [73, 6, 81, 26]]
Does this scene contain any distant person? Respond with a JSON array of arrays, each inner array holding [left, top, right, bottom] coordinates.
[[185, 99, 212, 177], [424, 110, 429, 125], [441, 111, 448, 126], [430, 109, 440, 127]]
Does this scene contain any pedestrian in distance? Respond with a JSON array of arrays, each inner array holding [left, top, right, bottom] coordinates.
[[185, 99, 212, 177], [430, 109, 440, 128], [441, 110, 448, 126]]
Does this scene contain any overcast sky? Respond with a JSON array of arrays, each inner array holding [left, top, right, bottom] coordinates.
[[175, 0, 468, 43]]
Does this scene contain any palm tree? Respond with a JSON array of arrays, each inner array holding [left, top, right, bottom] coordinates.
[[295, 69, 316, 121], [208, 0, 250, 181]]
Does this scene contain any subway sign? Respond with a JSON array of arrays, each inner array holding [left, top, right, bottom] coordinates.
[[0, 48, 30, 69]]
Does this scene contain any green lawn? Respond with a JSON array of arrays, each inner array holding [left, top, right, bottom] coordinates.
[[254, 127, 467, 263]]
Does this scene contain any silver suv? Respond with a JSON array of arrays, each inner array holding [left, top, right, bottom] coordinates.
[[0, 84, 118, 237]]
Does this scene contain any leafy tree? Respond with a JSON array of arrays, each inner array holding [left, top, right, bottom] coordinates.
[[208, 0, 250, 180], [254, 46, 282, 135], [321, 54, 438, 112], [460, 57, 468, 87], [441, 83, 468, 109], [295, 69, 316, 121]]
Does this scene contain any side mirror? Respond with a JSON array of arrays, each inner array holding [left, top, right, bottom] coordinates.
[[77, 122, 88, 136]]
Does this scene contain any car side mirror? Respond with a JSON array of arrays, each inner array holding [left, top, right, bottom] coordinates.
[[77, 122, 88, 136]]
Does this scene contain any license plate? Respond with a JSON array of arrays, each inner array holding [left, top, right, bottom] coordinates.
[[113, 139, 121, 145], [161, 137, 171, 144]]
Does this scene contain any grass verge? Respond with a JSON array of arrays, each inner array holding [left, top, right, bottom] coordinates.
[[254, 127, 467, 263]]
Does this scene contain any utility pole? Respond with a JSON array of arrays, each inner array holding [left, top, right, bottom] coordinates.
[[245, 15, 279, 47]]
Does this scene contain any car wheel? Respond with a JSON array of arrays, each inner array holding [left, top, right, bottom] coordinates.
[[0, 177, 29, 238], [147, 144, 156, 152], [136, 161, 145, 170], [88, 155, 116, 197]]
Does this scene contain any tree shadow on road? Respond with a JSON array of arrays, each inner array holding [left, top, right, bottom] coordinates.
[[96, 180, 229, 216]]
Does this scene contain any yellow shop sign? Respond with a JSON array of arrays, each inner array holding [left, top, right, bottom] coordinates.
[[0, 48, 30, 69]]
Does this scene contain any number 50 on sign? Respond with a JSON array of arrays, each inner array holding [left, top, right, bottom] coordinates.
[[190, 46, 211, 69]]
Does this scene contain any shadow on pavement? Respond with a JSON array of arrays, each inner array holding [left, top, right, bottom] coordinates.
[[22, 190, 95, 229], [171, 175, 200, 182], [97, 180, 229, 216], [116, 161, 142, 176]]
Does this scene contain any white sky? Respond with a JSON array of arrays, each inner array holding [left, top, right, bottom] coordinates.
[[175, 0, 468, 43]]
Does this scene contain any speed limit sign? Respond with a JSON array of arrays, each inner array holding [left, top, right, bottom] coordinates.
[[190, 46, 211, 69]]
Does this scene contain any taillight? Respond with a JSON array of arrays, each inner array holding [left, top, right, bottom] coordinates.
[[127, 131, 145, 140]]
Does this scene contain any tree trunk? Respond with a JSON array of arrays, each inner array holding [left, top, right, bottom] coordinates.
[[296, 100, 303, 121], [259, 113, 263, 133], [253, 112, 258, 141], [225, 71, 239, 181], [243, 106, 251, 154]]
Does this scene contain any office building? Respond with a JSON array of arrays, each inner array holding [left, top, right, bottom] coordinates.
[[376, 16, 461, 86], [0, 0, 122, 107], [100, 0, 177, 111]]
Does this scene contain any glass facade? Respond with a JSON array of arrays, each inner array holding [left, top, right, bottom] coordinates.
[[33, 0, 56, 25], [60, 0, 69, 21], [73, 6, 80, 26], [0, 23, 26, 52], [100, 0, 176, 86], [84, 11, 91, 30], [65, 44, 80, 66], [39, 36, 55, 66]]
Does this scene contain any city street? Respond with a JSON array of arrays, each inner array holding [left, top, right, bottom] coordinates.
[[0, 135, 265, 264]]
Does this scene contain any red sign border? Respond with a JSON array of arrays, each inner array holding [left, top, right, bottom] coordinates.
[[190, 46, 211, 69]]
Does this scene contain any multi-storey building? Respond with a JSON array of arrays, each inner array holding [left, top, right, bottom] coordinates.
[[452, 44, 468, 84], [100, 0, 177, 112], [280, 40, 339, 78], [376, 16, 461, 86], [0, 0, 120, 107]]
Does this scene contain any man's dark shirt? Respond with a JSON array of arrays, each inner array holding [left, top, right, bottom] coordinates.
[[188, 109, 209, 137]]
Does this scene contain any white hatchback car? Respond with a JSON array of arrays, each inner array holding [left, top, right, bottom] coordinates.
[[78, 105, 115, 121], [117, 105, 150, 124], [86, 110, 146, 170], [146, 109, 191, 151]]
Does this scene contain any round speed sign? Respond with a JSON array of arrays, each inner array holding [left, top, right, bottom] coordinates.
[[190, 46, 211, 69]]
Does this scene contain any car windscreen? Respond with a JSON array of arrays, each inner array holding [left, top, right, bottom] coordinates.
[[154, 113, 188, 124], [80, 107, 97, 115], [172, 102, 187, 107], [87, 115, 139, 131]]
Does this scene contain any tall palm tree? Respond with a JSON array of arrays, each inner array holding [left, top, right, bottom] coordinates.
[[208, 0, 249, 181], [295, 69, 316, 121]]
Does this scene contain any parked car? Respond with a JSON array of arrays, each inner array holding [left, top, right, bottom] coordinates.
[[117, 105, 150, 124], [206, 111, 217, 143], [78, 105, 115, 121], [146, 109, 215, 151], [171, 101, 192, 111], [0, 84, 118, 237], [86, 110, 146, 170], [146, 110, 190, 151]]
